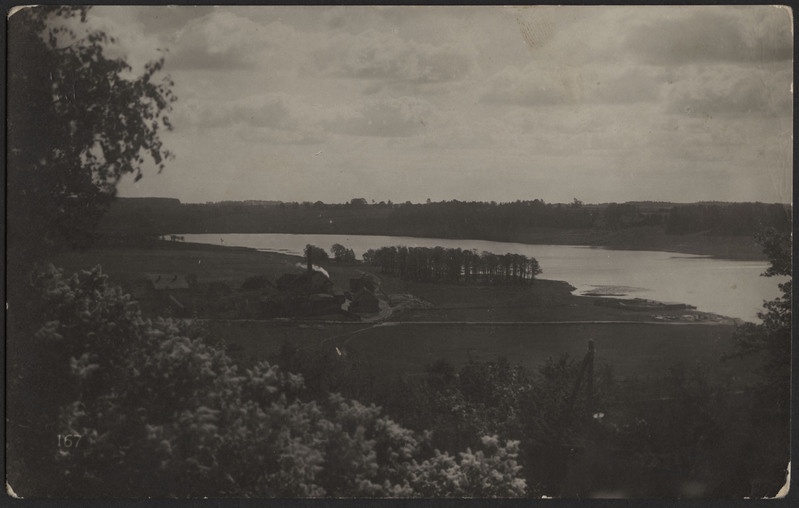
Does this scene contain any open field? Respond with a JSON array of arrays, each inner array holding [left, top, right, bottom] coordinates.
[[205, 319, 747, 383], [52, 241, 301, 286], [52, 241, 750, 384], [365, 278, 728, 323]]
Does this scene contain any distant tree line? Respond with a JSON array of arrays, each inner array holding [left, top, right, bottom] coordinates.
[[362, 246, 541, 285], [663, 203, 790, 235], [99, 198, 791, 243], [300, 244, 356, 266]]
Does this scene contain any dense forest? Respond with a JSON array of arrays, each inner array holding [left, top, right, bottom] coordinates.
[[100, 197, 791, 246], [363, 246, 541, 284]]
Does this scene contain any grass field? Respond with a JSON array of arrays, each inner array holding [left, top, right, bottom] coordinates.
[[206, 319, 747, 383], [52, 241, 301, 286], [53, 240, 750, 383]]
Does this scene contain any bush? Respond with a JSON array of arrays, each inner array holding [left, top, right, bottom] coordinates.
[[13, 265, 528, 498], [240, 275, 270, 290], [331, 243, 357, 264]]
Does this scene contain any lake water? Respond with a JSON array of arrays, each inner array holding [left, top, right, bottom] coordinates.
[[177, 233, 781, 322]]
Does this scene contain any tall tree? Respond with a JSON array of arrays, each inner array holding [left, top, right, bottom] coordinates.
[[331, 243, 356, 264], [305, 244, 330, 266], [6, 6, 177, 494], [7, 6, 177, 260], [728, 227, 792, 410]]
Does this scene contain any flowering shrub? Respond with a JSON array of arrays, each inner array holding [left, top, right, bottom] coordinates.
[[410, 436, 527, 497], [27, 265, 528, 497]]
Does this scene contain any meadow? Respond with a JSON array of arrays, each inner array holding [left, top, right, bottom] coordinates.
[[53, 240, 748, 383]]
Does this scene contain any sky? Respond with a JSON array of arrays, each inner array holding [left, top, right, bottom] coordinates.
[[70, 5, 793, 204]]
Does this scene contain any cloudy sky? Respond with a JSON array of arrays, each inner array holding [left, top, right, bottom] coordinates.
[[79, 5, 791, 204]]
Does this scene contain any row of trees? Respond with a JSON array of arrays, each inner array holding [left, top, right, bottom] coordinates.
[[331, 243, 357, 264], [362, 246, 542, 285], [301, 244, 356, 265]]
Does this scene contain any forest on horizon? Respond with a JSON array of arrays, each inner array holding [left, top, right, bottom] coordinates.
[[101, 197, 791, 249]]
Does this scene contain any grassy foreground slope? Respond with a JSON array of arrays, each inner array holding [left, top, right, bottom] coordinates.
[[208, 319, 743, 382]]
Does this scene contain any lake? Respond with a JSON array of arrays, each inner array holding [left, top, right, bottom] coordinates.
[[176, 233, 781, 322]]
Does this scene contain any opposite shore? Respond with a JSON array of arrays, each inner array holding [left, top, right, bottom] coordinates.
[[100, 198, 789, 262]]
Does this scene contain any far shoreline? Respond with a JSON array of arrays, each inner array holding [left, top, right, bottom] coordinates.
[[100, 198, 786, 263]]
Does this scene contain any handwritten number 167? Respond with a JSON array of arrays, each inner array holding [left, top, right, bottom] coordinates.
[[58, 434, 82, 448]]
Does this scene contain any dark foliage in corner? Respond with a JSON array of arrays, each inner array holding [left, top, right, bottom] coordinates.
[[7, 6, 176, 258]]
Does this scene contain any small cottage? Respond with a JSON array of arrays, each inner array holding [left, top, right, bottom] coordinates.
[[350, 287, 380, 313], [145, 273, 189, 290], [350, 274, 378, 293], [277, 271, 333, 294]]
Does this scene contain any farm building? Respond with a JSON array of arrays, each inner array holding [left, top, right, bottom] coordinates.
[[349, 287, 380, 313], [264, 265, 352, 318], [307, 293, 342, 315], [277, 270, 334, 294], [145, 273, 189, 290], [131, 273, 194, 317], [350, 274, 378, 293]]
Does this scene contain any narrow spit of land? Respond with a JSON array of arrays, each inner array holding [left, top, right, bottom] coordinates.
[[52, 240, 746, 380]]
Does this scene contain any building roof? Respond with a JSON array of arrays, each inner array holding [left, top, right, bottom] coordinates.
[[352, 287, 379, 302], [145, 273, 189, 290], [277, 270, 333, 293]]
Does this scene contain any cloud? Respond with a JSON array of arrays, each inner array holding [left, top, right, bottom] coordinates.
[[80, 7, 167, 74], [508, 6, 792, 69], [133, 5, 216, 34], [664, 65, 792, 119], [481, 66, 578, 106], [179, 94, 295, 130], [169, 11, 283, 70], [176, 93, 328, 147], [315, 28, 474, 83], [590, 67, 666, 104], [323, 96, 436, 137], [625, 6, 792, 66], [178, 93, 437, 141], [105, 5, 791, 205], [481, 64, 664, 107], [237, 126, 325, 146], [507, 6, 633, 66]]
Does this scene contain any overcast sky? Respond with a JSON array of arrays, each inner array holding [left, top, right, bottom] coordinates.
[[80, 5, 791, 204]]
